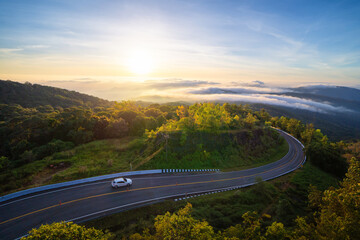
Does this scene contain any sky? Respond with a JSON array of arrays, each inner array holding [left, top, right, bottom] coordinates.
[[0, 0, 360, 102]]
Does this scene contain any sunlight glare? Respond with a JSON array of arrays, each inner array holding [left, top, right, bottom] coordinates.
[[126, 50, 155, 75]]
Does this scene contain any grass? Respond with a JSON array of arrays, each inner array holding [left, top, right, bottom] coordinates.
[[50, 137, 146, 182], [84, 183, 277, 237], [1, 128, 289, 195], [140, 128, 288, 170], [221, 138, 289, 171], [0, 137, 149, 194], [83, 161, 339, 238], [290, 161, 339, 192]]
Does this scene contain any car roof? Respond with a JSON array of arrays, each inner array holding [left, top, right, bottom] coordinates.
[[114, 178, 125, 182]]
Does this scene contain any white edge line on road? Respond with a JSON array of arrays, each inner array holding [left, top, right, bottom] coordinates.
[[2, 129, 304, 208], [0, 173, 221, 208], [0, 181, 109, 208], [66, 145, 305, 225], [10, 129, 305, 240]]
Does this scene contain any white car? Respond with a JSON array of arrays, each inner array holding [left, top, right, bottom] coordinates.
[[111, 177, 132, 188]]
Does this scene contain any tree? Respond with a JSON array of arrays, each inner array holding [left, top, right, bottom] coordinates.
[[259, 108, 271, 122], [117, 109, 139, 124], [292, 157, 360, 239], [156, 115, 167, 127], [21, 221, 112, 240], [176, 105, 188, 119], [307, 140, 347, 177], [144, 117, 158, 131], [0, 156, 10, 171], [265, 222, 287, 240], [93, 116, 109, 139], [144, 108, 163, 118], [130, 203, 216, 240], [244, 113, 258, 128], [189, 103, 231, 132], [222, 211, 262, 240], [286, 118, 302, 138], [130, 116, 147, 136], [300, 123, 315, 146], [105, 118, 129, 138]]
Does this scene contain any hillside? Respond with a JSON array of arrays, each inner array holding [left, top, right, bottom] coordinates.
[[248, 102, 360, 141], [1, 80, 358, 140], [0, 80, 112, 108], [0, 102, 289, 194], [0, 128, 288, 194], [206, 85, 360, 140], [290, 85, 360, 103], [0, 83, 348, 196], [142, 128, 287, 170], [140, 84, 360, 140]]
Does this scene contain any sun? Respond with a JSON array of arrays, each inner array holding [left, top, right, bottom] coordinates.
[[126, 51, 155, 75]]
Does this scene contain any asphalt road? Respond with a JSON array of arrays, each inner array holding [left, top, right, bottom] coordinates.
[[0, 130, 305, 239]]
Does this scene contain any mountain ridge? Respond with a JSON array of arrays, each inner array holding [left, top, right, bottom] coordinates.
[[0, 80, 112, 108]]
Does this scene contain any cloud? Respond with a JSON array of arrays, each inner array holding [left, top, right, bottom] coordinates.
[[44, 79, 100, 84], [157, 92, 350, 113], [0, 48, 23, 53], [144, 79, 219, 89], [42, 78, 218, 101], [182, 85, 352, 113], [25, 45, 49, 49], [189, 86, 286, 95], [40, 78, 354, 113], [250, 80, 265, 87]]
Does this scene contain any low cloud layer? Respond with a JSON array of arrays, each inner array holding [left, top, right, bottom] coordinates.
[[185, 86, 353, 113], [42, 78, 356, 114], [144, 79, 218, 89]]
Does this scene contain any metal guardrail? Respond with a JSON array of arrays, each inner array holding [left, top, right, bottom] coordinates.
[[0, 170, 161, 203], [173, 133, 307, 202], [0, 169, 220, 203], [1, 129, 300, 204], [275, 128, 305, 148], [162, 169, 219, 173]]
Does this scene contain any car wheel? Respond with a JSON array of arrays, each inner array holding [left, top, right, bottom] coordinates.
[[127, 183, 130, 187], [115, 185, 118, 188]]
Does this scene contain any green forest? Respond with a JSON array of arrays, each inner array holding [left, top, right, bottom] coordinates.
[[0, 80, 357, 239], [0, 98, 347, 194]]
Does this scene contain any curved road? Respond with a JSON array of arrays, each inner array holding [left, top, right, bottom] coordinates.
[[0, 130, 304, 239]]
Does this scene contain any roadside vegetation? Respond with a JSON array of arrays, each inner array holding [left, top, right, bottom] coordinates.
[[1, 81, 357, 239], [0, 100, 348, 195], [124, 157, 359, 240], [84, 161, 340, 238], [1, 102, 289, 194]]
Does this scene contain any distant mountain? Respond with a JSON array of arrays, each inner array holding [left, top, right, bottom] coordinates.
[[2, 80, 359, 140], [291, 85, 360, 102], [275, 85, 360, 113], [139, 85, 360, 140], [0, 80, 112, 108], [248, 102, 360, 141]]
